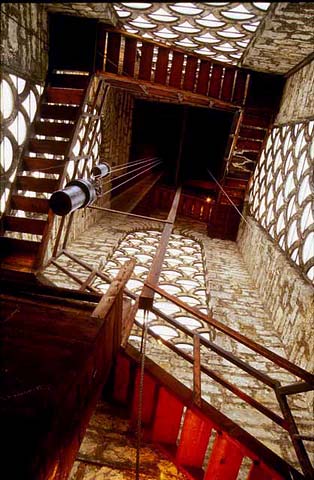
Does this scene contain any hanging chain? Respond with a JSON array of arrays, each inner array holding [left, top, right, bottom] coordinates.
[[135, 310, 149, 480]]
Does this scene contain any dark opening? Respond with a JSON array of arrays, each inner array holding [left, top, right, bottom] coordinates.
[[130, 99, 234, 190], [48, 14, 98, 73]]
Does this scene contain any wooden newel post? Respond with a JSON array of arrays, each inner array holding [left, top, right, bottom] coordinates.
[[193, 333, 201, 406]]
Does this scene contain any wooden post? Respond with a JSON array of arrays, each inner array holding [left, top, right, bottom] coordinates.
[[193, 334, 201, 406], [139, 186, 181, 310]]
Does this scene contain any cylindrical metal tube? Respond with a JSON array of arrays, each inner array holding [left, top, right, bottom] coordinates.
[[49, 178, 97, 216], [91, 162, 110, 178]]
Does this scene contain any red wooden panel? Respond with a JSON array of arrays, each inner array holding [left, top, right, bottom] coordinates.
[[236, 138, 262, 151], [242, 111, 271, 128], [221, 67, 236, 102], [183, 56, 198, 91], [204, 433, 243, 480], [123, 37, 137, 77], [155, 47, 169, 84], [208, 64, 224, 98], [176, 409, 213, 468], [247, 463, 273, 480], [196, 60, 211, 95], [169, 51, 184, 88], [113, 353, 131, 404], [152, 387, 184, 444], [131, 370, 156, 426], [139, 42, 154, 81], [233, 70, 248, 104], [239, 127, 267, 140], [105, 32, 121, 73]]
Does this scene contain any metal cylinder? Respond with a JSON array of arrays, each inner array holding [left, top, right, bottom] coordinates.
[[91, 162, 110, 178], [49, 178, 97, 216]]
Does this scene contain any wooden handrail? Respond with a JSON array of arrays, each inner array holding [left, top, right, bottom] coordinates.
[[145, 282, 314, 385]]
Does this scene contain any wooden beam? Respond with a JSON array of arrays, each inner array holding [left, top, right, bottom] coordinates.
[[88, 205, 171, 224], [139, 187, 181, 310]]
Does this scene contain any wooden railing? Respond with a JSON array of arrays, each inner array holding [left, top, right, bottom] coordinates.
[[139, 282, 314, 479], [101, 29, 250, 108], [50, 73, 109, 259]]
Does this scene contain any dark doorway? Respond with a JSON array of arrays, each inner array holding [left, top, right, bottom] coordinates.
[[130, 100, 234, 187], [48, 14, 98, 73]]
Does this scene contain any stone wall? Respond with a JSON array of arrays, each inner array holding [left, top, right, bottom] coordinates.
[[0, 3, 48, 82], [101, 88, 134, 169], [238, 216, 314, 373], [275, 59, 314, 124]]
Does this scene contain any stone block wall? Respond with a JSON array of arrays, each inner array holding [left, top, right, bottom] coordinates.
[[1, 3, 48, 82], [238, 216, 314, 373]]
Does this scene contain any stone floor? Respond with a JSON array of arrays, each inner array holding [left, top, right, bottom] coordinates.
[[43, 212, 313, 474], [69, 402, 188, 480]]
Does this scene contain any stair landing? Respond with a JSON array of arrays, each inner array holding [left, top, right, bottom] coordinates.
[[70, 401, 188, 480]]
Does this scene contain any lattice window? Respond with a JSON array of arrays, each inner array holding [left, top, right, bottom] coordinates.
[[0, 73, 43, 215], [113, 2, 270, 65], [249, 120, 314, 282], [93, 230, 213, 347]]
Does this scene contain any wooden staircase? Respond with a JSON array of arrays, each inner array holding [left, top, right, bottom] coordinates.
[[0, 73, 89, 273]]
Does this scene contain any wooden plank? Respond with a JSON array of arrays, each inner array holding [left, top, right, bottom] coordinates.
[[139, 187, 182, 310], [34, 121, 74, 138], [151, 387, 184, 444], [193, 334, 201, 406], [40, 104, 78, 121], [123, 36, 137, 76], [176, 409, 213, 468], [233, 70, 248, 104], [196, 60, 211, 95], [3, 216, 46, 235], [131, 370, 157, 426], [16, 176, 59, 193], [22, 156, 64, 174], [221, 67, 236, 102], [208, 64, 224, 98], [113, 353, 132, 404], [28, 139, 68, 155], [155, 46, 169, 84], [236, 138, 263, 151], [138, 42, 154, 81], [277, 381, 313, 396], [247, 463, 276, 480], [91, 259, 135, 319], [46, 87, 84, 105], [169, 51, 184, 88], [204, 434, 243, 480], [105, 31, 121, 73], [183, 56, 198, 91]]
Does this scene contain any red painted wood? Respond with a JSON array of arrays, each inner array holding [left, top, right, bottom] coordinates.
[[247, 463, 273, 480], [113, 353, 131, 404], [151, 387, 184, 444], [204, 433, 243, 480], [239, 127, 267, 140], [176, 409, 213, 468], [183, 56, 198, 91], [221, 67, 236, 102], [131, 370, 157, 426], [123, 37, 137, 76], [105, 32, 121, 73], [208, 64, 223, 99], [155, 47, 169, 84], [196, 60, 211, 95], [138, 42, 154, 81], [233, 70, 247, 104], [169, 51, 184, 88]]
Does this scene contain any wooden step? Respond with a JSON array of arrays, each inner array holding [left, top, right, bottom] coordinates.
[[204, 433, 243, 480], [11, 195, 50, 214], [0, 237, 40, 270], [40, 104, 79, 121], [151, 387, 184, 444], [49, 73, 90, 89], [28, 139, 68, 155], [3, 216, 46, 235], [22, 157, 64, 174], [16, 176, 59, 193], [46, 87, 84, 105], [34, 121, 74, 138]]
